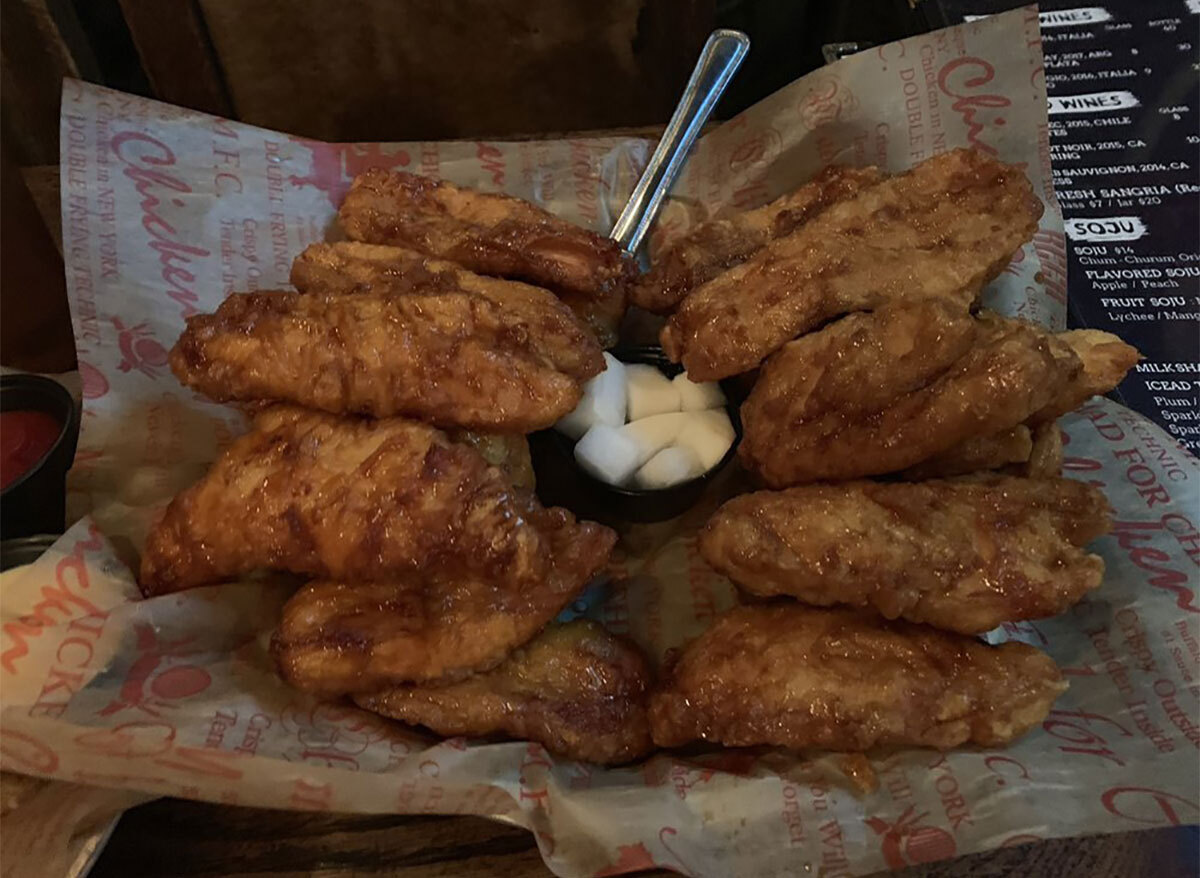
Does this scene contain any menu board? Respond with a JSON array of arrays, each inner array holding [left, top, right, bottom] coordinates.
[[936, 0, 1200, 452]]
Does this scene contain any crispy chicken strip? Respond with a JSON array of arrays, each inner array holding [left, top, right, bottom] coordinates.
[[649, 605, 1067, 751], [339, 169, 634, 300], [292, 241, 622, 347], [699, 476, 1111, 634], [140, 407, 615, 596], [1031, 329, 1140, 423], [631, 165, 885, 314], [1020, 422, 1065, 478], [555, 287, 624, 350], [354, 621, 654, 764], [739, 302, 1081, 486], [170, 289, 602, 430], [274, 568, 603, 693], [899, 425, 1033, 480], [448, 430, 534, 492], [661, 149, 1044, 379]]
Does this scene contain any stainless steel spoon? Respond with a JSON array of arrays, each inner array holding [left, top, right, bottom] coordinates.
[[609, 29, 750, 255]]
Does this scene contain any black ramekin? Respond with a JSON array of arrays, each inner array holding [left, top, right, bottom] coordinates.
[[529, 344, 742, 525], [1, 374, 80, 538]]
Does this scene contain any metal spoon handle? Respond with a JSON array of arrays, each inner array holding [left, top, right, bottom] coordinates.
[[610, 29, 750, 254]]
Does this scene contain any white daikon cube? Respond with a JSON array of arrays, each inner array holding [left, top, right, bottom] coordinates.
[[555, 352, 627, 439], [675, 409, 736, 472], [618, 411, 689, 468], [625, 363, 681, 421], [673, 371, 726, 411], [574, 423, 642, 486], [634, 445, 705, 489]]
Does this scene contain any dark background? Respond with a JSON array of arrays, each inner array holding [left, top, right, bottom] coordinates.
[[3, 0, 946, 165]]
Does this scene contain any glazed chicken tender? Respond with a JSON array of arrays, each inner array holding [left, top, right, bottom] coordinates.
[[661, 149, 1044, 380], [356, 621, 654, 764], [339, 169, 635, 297], [699, 476, 1112, 634], [738, 302, 1081, 486], [140, 407, 615, 596], [292, 240, 623, 347], [170, 289, 602, 431], [631, 164, 884, 314], [649, 605, 1067, 751]]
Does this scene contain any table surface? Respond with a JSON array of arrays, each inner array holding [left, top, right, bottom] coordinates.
[[87, 798, 1197, 878]]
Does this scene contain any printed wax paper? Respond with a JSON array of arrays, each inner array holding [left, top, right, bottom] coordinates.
[[2, 7, 1197, 877]]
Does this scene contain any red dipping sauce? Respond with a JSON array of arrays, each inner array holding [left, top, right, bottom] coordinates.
[[1, 410, 63, 490]]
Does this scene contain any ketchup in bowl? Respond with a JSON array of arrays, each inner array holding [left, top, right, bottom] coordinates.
[[1, 410, 63, 490]]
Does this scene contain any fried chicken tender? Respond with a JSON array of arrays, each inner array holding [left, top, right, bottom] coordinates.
[[631, 165, 884, 314], [139, 407, 615, 596], [1031, 329, 1140, 423], [170, 289, 602, 430], [699, 476, 1111, 634], [292, 241, 622, 347], [899, 425, 1034, 480], [661, 149, 1044, 379], [649, 605, 1067, 751], [339, 168, 634, 299], [1019, 422, 1065, 478], [739, 302, 1080, 486], [555, 287, 625, 350], [448, 430, 534, 492], [355, 621, 654, 764], [273, 567, 605, 694]]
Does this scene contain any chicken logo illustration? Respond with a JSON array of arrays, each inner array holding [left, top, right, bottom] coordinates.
[[593, 843, 657, 877], [593, 827, 699, 877], [867, 806, 957, 868], [643, 751, 758, 799], [78, 359, 110, 400], [798, 76, 859, 130], [727, 126, 783, 175], [112, 317, 170, 378], [288, 141, 413, 208], [97, 624, 211, 718]]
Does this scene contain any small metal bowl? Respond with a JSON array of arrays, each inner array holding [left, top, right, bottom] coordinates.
[[0, 534, 59, 571], [1, 374, 80, 538], [529, 344, 743, 524]]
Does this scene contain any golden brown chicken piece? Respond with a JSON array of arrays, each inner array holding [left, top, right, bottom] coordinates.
[[292, 241, 622, 347], [554, 288, 625, 350], [339, 168, 634, 299], [1031, 329, 1140, 423], [140, 407, 615, 596], [649, 605, 1067, 751], [170, 289, 602, 430], [292, 240, 520, 297], [275, 569, 593, 693], [631, 165, 885, 314], [661, 149, 1044, 379], [699, 476, 1111, 634], [1019, 422, 1065, 478], [899, 425, 1034, 480], [354, 621, 654, 764], [739, 302, 1080, 486], [448, 430, 534, 492]]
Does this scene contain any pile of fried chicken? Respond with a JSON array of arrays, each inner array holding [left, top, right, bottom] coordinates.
[[139, 148, 1138, 766]]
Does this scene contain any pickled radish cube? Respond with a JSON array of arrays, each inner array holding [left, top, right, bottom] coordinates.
[[618, 411, 689, 468], [625, 363, 681, 421], [574, 423, 641, 486], [675, 409, 735, 471], [634, 445, 704, 489], [673, 372, 726, 411], [556, 352, 627, 439]]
